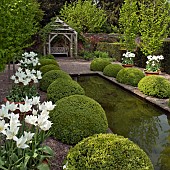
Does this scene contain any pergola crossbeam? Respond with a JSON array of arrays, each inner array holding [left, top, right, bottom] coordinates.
[[43, 17, 77, 58]]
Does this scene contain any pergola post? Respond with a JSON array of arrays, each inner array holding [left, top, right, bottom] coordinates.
[[70, 34, 73, 58], [48, 34, 51, 54], [75, 32, 78, 58]]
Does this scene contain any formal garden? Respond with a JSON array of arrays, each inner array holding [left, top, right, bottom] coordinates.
[[1, 0, 170, 170]]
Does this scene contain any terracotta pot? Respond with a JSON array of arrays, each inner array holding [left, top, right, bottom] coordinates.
[[122, 64, 133, 68], [4, 98, 32, 120], [144, 71, 159, 76]]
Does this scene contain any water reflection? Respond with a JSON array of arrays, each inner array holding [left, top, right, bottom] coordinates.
[[78, 75, 170, 170]]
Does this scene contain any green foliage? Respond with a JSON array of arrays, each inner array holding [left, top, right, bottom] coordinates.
[[138, 75, 170, 98], [40, 54, 55, 60], [82, 51, 95, 60], [90, 58, 111, 71], [96, 42, 122, 60], [94, 51, 109, 58], [98, 0, 124, 28], [6, 84, 38, 102], [49, 95, 108, 144], [60, 0, 107, 33], [119, 0, 139, 51], [103, 64, 123, 77], [161, 40, 170, 74], [39, 64, 60, 75], [47, 78, 85, 103], [40, 70, 72, 92], [38, 59, 59, 69], [139, 0, 170, 55], [0, 0, 43, 71], [116, 68, 145, 86], [65, 133, 154, 170]]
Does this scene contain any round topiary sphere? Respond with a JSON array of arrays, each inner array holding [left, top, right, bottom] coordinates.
[[64, 133, 154, 170], [138, 75, 170, 98], [39, 70, 72, 92], [90, 58, 111, 71], [50, 95, 108, 144], [39, 64, 60, 75], [103, 63, 124, 77], [37, 58, 59, 69], [47, 78, 85, 103], [116, 68, 145, 86]]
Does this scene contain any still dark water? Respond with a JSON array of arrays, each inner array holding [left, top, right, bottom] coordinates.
[[77, 75, 170, 170]]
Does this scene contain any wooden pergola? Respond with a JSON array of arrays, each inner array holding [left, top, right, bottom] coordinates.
[[43, 18, 78, 58]]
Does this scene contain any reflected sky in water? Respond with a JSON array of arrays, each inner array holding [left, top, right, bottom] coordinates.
[[78, 75, 170, 170]]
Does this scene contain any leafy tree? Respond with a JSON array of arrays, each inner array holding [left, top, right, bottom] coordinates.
[[37, 0, 77, 26], [139, 0, 170, 56], [0, 0, 43, 71], [119, 0, 139, 51], [60, 0, 107, 33], [98, 0, 124, 28]]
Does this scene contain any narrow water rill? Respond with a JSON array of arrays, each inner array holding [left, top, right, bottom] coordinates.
[[77, 75, 170, 170]]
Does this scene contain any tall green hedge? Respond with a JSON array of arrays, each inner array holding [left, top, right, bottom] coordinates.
[[96, 42, 123, 61]]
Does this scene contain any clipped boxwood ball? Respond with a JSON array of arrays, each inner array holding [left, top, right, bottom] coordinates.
[[116, 68, 145, 86], [138, 75, 170, 98], [90, 58, 111, 71], [103, 63, 124, 77], [50, 95, 108, 144], [39, 64, 60, 75], [37, 58, 59, 69], [40, 70, 72, 92], [64, 133, 154, 170], [47, 78, 85, 103]]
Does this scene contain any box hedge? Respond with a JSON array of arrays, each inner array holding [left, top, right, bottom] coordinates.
[[37, 58, 59, 70], [90, 58, 111, 71], [138, 75, 170, 98], [39, 64, 60, 75], [103, 64, 124, 77], [116, 68, 145, 86], [39, 70, 72, 92], [47, 78, 85, 103], [64, 133, 154, 170], [49, 95, 108, 144]]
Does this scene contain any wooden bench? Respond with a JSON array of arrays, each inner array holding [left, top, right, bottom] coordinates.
[[50, 47, 69, 56]]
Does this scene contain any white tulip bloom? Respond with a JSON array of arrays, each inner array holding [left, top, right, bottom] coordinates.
[[24, 131, 34, 141], [0, 120, 8, 134], [31, 96, 40, 105], [0, 107, 10, 119], [13, 135, 29, 149], [39, 120, 52, 131], [5, 126, 20, 140], [44, 101, 56, 111], [18, 103, 32, 113], [25, 115, 38, 126], [32, 109, 38, 116]]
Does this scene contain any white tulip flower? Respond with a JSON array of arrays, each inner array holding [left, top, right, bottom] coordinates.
[[0, 107, 10, 119], [24, 131, 34, 142], [13, 135, 29, 149], [0, 120, 8, 134], [39, 120, 52, 131], [25, 115, 38, 126], [18, 103, 32, 113], [31, 96, 40, 105]]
